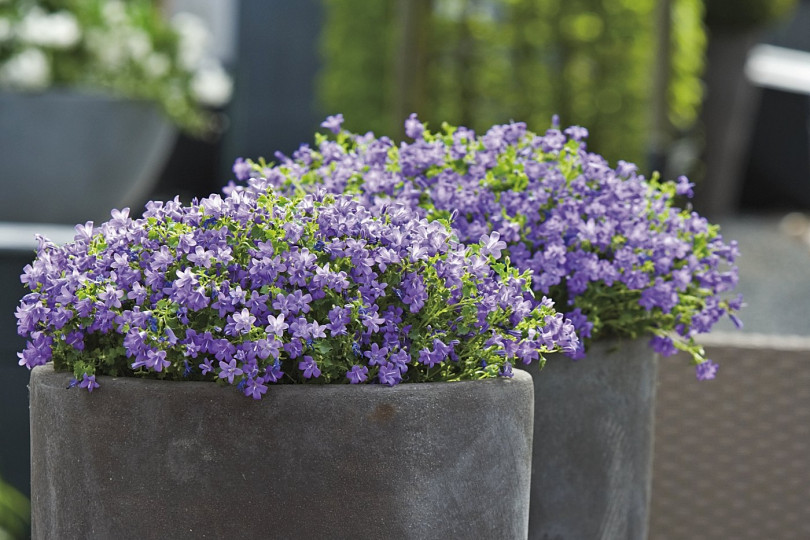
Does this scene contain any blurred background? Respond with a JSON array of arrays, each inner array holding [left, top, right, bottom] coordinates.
[[2, 0, 810, 538]]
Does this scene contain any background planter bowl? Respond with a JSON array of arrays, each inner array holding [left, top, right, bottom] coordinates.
[[521, 338, 659, 540], [0, 91, 176, 224], [30, 364, 534, 540]]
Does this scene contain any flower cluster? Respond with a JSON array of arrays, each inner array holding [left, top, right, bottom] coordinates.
[[0, 0, 232, 134], [232, 114, 742, 378], [16, 187, 578, 397]]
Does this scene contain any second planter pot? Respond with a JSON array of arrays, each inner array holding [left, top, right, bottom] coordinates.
[[522, 338, 658, 540]]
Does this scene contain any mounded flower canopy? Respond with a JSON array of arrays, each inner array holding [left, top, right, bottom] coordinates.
[[232, 114, 742, 379], [17, 188, 578, 397]]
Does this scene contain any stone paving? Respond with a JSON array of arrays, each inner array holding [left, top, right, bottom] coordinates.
[[711, 212, 810, 336]]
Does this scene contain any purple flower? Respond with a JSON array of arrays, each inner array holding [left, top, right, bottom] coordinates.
[[218, 359, 244, 384], [79, 373, 100, 393], [327, 306, 351, 336], [188, 246, 214, 268], [309, 320, 328, 339], [649, 335, 678, 357], [265, 314, 289, 337], [290, 316, 313, 340], [321, 113, 344, 134], [498, 361, 514, 378], [199, 357, 214, 375], [363, 343, 389, 366], [109, 207, 130, 227], [127, 282, 148, 305], [564, 125, 589, 141], [233, 158, 253, 181], [675, 175, 695, 198], [284, 338, 304, 359], [271, 293, 293, 315], [244, 378, 268, 400], [404, 113, 424, 139], [696, 360, 719, 381], [418, 348, 441, 368], [346, 365, 369, 384], [99, 285, 124, 308], [264, 359, 284, 383], [378, 363, 402, 386], [389, 349, 410, 373], [479, 232, 507, 260], [227, 308, 256, 336], [146, 349, 171, 373], [361, 308, 385, 334], [65, 330, 85, 351], [299, 356, 321, 379]]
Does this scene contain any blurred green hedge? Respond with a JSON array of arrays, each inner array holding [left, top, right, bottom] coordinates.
[[319, 0, 705, 166]]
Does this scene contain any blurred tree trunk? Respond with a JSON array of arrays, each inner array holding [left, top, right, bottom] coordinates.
[[649, 0, 673, 174], [452, 0, 475, 128], [695, 27, 763, 217], [393, 0, 432, 135]]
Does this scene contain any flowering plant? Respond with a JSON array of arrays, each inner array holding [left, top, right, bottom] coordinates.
[[233, 114, 742, 379], [0, 0, 232, 134], [16, 185, 579, 397]]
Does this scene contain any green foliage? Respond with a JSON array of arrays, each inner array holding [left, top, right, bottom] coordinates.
[[318, 0, 397, 135], [0, 477, 29, 540], [319, 0, 706, 166], [670, 0, 706, 131]]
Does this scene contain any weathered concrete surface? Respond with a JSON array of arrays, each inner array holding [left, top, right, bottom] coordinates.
[[521, 338, 658, 540], [30, 365, 534, 540]]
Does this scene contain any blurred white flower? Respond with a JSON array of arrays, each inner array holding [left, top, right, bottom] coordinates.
[[144, 53, 171, 78], [0, 48, 51, 89], [18, 8, 81, 49], [190, 62, 233, 107], [86, 29, 125, 69], [102, 1, 128, 26], [171, 12, 210, 71], [125, 30, 152, 61]]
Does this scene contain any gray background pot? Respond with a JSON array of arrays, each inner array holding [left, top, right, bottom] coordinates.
[[521, 338, 658, 540], [30, 364, 534, 540], [0, 91, 176, 224]]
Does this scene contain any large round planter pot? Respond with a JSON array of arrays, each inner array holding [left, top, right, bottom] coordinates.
[[30, 364, 534, 539], [521, 338, 658, 540], [0, 91, 176, 224]]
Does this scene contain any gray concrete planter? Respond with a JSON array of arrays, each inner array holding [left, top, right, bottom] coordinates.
[[0, 91, 176, 224], [521, 338, 658, 540], [29, 364, 534, 539]]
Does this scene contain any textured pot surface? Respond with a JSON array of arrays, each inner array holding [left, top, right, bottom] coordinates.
[[30, 364, 533, 540], [0, 91, 176, 224], [522, 338, 658, 540]]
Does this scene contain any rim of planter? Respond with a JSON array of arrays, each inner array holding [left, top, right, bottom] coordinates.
[[0, 90, 176, 225], [30, 363, 534, 540]]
